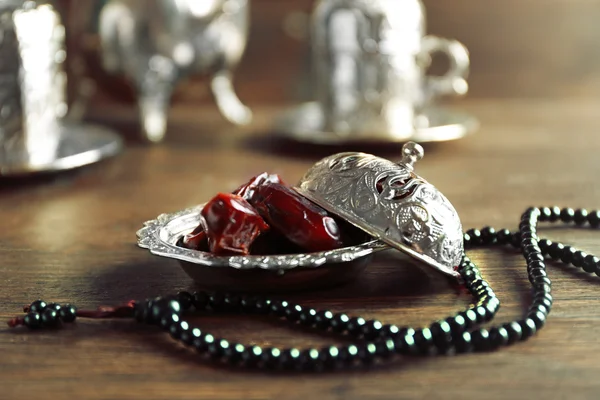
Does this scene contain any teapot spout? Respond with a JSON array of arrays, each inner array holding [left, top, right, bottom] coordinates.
[[210, 70, 252, 125]]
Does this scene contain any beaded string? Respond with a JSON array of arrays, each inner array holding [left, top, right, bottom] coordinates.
[[6, 207, 599, 370]]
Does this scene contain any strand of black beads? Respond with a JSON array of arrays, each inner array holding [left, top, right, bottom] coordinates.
[[9, 207, 600, 371]]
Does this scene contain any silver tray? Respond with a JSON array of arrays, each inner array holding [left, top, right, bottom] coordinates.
[[137, 205, 387, 292]]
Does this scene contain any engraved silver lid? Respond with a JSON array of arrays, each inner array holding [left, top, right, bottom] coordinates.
[[294, 142, 463, 278]]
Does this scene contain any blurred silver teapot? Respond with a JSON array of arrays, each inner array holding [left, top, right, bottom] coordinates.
[[71, 0, 251, 143]]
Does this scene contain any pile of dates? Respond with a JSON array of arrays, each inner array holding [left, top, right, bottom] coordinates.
[[179, 173, 366, 255]]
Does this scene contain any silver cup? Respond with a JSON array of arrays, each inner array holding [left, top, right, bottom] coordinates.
[[312, 0, 470, 140], [0, 1, 122, 177], [71, 0, 251, 143]]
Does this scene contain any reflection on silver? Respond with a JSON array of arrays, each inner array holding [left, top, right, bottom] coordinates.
[[274, 101, 479, 145], [0, 2, 122, 177], [137, 204, 385, 270], [310, 0, 471, 140], [295, 141, 463, 278], [136, 204, 386, 291], [72, 0, 251, 143]]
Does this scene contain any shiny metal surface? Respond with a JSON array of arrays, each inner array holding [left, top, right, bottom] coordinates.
[[137, 205, 386, 291], [71, 0, 251, 143], [310, 0, 470, 140], [295, 142, 463, 278], [0, 1, 123, 177], [0, 122, 123, 176], [274, 101, 478, 145]]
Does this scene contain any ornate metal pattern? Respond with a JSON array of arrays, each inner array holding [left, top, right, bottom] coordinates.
[[137, 205, 386, 271], [295, 142, 463, 277]]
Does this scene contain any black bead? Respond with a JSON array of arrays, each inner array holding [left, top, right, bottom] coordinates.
[[241, 345, 263, 366], [537, 239, 551, 254], [338, 345, 359, 365], [40, 308, 60, 328], [375, 339, 396, 359], [511, 232, 522, 248], [587, 210, 600, 228], [528, 311, 547, 329], [414, 328, 434, 355], [299, 348, 320, 370], [534, 293, 553, 311], [314, 310, 334, 330], [527, 252, 545, 263], [473, 305, 490, 323], [330, 313, 350, 333], [284, 304, 302, 322], [269, 300, 288, 318], [458, 309, 478, 329], [454, 331, 473, 353], [532, 276, 552, 294], [380, 324, 401, 338], [279, 348, 301, 370], [573, 251, 588, 268], [192, 291, 209, 310], [23, 312, 42, 329], [361, 320, 383, 340], [583, 255, 599, 273], [489, 327, 510, 349], [239, 296, 257, 312], [446, 315, 467, 335], [539, 207, 552, 221], [179, 323, 195, 346], [149, 298, 181, 324], [46, 303, 61, 312], [560, 207, 575, 222], [29, 300, 47, 313], [208, 292, 225, 310], [223, 294, 241, 311], [463, 232, 471, 247], [430, 321, 452, 352], [574, 209, 588, 225], [208, 339, 230, 360], [159, 312, 180, 331], [519, 319, 537, 339], [319, 346, 342, 368], [253, 298, 272, 315], [471, 329, 491, 352], [346, 317, 366, 335], [480, 227, 497, 244], [187, 327, 202, 348], [394, 332, 417, 356], [504, 321, 523, 344], [496, 229, 512, 245], [549, 206, 561, 222], [223, 343, 245, 365], [298, 308, 317, 326], [466, 229, 482, 245], [194, 333, 215, 353], [356, 343, 377, 364], [559, 246, 576, 264], [58, 304, 77, 323], [176, 291, 194, 310], [548, 242, 565, 260], [260, 347, 281, 369], [169, 320, 189, 340]]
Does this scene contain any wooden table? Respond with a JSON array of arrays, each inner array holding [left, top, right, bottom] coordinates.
[[1, 99, 600, 399]]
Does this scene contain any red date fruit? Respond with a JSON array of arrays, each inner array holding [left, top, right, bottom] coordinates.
[[200, 193, 269, 255], [250, 183, 343, 252], [233, 172, 285, 200], [182, 224, 207, 250]]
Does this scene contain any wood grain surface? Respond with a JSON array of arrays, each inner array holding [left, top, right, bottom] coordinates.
[[1, 99, 600, 399]]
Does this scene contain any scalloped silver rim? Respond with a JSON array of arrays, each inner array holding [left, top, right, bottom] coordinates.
[[136, 205, 387, 271]]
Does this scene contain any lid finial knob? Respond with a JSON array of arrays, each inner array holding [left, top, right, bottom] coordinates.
[[400, 141, 424, 170]]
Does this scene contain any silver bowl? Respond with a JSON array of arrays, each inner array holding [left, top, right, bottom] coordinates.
[[136, 205, 386, 292]]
